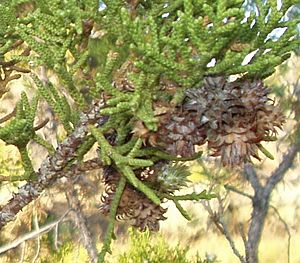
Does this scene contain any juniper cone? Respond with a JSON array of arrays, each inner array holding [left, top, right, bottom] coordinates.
[[184, 77, 285, 166], [99, 163, 190, 231], [101, 72, 285, 231], [155, 110, 207, 157], [99, 166, 167, 231], [132, 75, 284, 165]]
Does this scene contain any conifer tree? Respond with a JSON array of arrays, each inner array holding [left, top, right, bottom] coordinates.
[[0, 1, 299, 262]]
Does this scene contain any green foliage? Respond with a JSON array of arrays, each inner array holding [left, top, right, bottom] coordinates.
[[0, 93, 41, 179], [98, 176, 127, 261], [156, 163, 191, 193], [103, 0, 300, 86], [119, 228, 191, 263], [1, 0, 299, 173], [119, 228, 219, 263], [32, 75, 75, 133], [42, 242, 74, 263], [0, 143, 24, 183], [163, 190, 216, 221], [90, 127, 160, 204]]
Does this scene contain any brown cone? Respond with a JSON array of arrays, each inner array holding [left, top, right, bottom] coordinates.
[[185, 77, 285, 166], [99, 166, 167, 231], [155, 110, 206, 157]]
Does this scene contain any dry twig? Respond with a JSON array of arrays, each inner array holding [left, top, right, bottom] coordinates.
[[0, 209, 70, 254], [66, 181, 98, 263]]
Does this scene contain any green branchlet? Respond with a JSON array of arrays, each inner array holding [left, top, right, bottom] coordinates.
[[19, 146, 36, 180], [32, 75, 74, 133], [162, 190, 216, 221], [98, 72, 158, 132], [90, 126, 160, 204], [76, 135, 96, 161], [0, 93, 35, 148], [0, 92, 43, 180], [98, 176, 127, 263], [33, 134, 55, 156], [96, 137, 156, 263]]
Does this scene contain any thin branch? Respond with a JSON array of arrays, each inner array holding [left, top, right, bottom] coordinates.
[[225, 182, 292, 263], [33, 118, 49, 131], [31, 212, 41, 263], [19, 242, 26, 263], [265, 145, 299, 195], [61, 158, 103, 179], [243, 144, 299, 263], [202, 201, 224, 234], [54, 222, 59, 250], [11, 40, 24, 50], [243, 164, 262, 192], [218, 217, 246, 263], [0, 175, 26, 182], [66, 182, 98, 263], [0, 209, 70, 254], [202, 200, 246, 263], [9, 66, 31, 74], [238, 223, 248, 250], [39, 66, 50, 85], [271, 206, 291, 263], [224, 184, 253, 200], [0, 107, 17, 123]]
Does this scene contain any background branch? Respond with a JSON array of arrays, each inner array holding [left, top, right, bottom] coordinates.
[[65, 181, 98, 263], [202, 200, 246, 263], [31, 211, 41, 263], [243, 144, 299, 263], [0, 209, 70, 254], [271, 206, 291, 263]]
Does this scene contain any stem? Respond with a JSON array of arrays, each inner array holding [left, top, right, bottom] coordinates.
[[98, 176, 126, 263], [66, 183, 98, 263], [244, 145, 299, 263], [19, 147, 36, 180]]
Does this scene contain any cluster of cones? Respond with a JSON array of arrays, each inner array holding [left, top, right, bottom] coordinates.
[[157, 76, 285, 166], [99, 75, 285, 231]]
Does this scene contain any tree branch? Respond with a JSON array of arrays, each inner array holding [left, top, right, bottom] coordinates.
[[243, 165, 263, 193], [0, 100, 104, 229], [271, 206, 291, 263], [225, 178, 293, 263], [0, 209, 70, 254], [31, 211, 41, 263], [224, 184, 253, 200], [61, 158, 103, 179], [244, 144, 299, 263], [202, 200, 246, 263], [265, 145, 299, 195], [218, 217, 246, 263], [66, 181, 98, 263]]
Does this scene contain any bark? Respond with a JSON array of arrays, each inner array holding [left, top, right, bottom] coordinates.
[[0, 100, 104, 229], [244, 145, 299, 263]]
